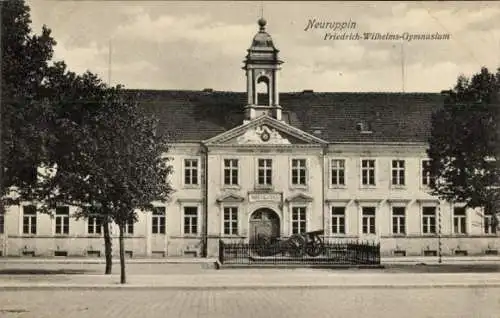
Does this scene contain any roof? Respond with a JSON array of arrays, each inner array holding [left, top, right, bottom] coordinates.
[[124, 89, 444, 143]]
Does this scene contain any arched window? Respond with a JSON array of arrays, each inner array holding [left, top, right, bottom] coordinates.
[[256, 76, 269, 106]]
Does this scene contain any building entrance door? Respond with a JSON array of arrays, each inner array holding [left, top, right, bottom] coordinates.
[[249, 208, 280, 244]]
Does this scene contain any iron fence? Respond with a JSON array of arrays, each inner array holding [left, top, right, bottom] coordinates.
[[219, 238, 380, 265]]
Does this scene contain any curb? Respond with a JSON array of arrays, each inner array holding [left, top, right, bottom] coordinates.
[[218, 264, 385, 269], [1, 283, 499, 291]]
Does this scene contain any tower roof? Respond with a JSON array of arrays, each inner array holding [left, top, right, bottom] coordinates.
[[249, 18, 277, 51]]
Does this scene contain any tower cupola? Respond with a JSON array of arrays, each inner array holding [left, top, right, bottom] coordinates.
[[243, 18, 284, 121]]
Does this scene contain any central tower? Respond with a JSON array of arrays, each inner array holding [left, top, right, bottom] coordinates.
[[243, 18, 284, 122]]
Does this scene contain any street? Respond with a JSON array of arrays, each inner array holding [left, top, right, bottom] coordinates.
[[0, 287, 499, 318]]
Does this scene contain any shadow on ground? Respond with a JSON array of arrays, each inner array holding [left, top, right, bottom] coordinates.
[[0, 269, 95, 275]]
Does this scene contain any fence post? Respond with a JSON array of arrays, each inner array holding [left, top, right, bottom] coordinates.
[[218, 240, 224, 265]]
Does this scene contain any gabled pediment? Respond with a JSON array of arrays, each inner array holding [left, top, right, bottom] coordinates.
[[216, 193, 245, 203], [203, 115, 327, 146], [285, 193, 314, 203]]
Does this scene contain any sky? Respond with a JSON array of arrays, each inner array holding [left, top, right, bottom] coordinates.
[[27, 1, 500, 93]]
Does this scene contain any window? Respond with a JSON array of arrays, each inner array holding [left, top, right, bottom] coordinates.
[[331, 207, 345, 234], [291, 207, 307, 234], [291, 159, 307, 185], [55, 206, 70, 235], [392, 207, 406, 235], [422, 207, 437, 234], [331, 159, 345, 186], [183, 207, 198, 235], [361, 159, 376, 185], [0, 210, 4, 234], [422, 160, 435, 187], [391, 160, 405, 186], [453, 207, 467, 234], [152, 207, 166, 234], [223, 207, 238, 235], [362, 207, 376, 234], [88, 215, 102, 234], [258, 159, 272, 186], [484, 215, 497, 234], [184, 159, 199, 185], [22, 205, 37, 234], [224, 159, 239, 185], [124, 219, 134, 235]]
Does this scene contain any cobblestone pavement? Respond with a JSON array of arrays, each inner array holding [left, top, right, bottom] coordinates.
[[0, 287, 499, 318]]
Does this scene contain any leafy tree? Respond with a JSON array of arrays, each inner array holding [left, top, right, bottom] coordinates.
[[36, 80, 173, 283], [1, 0, 56, 209], [428, 67, 500, 228], [33, 62, 118, 274]]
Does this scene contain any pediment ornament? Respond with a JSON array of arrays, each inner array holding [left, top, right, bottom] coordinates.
[[236, 125, 291, 145]]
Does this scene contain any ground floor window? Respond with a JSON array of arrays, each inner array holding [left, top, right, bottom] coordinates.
[[152, 207, 166, 234], [453, 207, 467, 234], [484, 215, 497, 234], [291, 207, 307, 234], [362, 207, 376, 234], [124, 218, 134, 235], [88, 215, 102, 235], [23, 205, 37, 234], [183, 207, 198, 235], [55, 206, 70, 235], [422, 207, 437, 234], [331, 207, 345, 234], [223, 207, 238, 235], [0, 210, 4, 234], [392, 207, 406, 235]]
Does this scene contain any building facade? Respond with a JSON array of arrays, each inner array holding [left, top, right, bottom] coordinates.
[[1, 19, 498, 258]]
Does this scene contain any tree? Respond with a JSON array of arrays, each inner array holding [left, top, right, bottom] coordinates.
[[32, 63, 119, 274], [96, 96, 173, 283], [1, 0, 56, 210], [428, 67, 500, 228], [36, 81, 173, 283]]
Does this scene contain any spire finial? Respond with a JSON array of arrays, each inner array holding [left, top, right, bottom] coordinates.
[[258, 2, 266, 31]]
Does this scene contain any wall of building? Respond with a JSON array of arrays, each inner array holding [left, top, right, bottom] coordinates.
[[0, 142, 498, 258]]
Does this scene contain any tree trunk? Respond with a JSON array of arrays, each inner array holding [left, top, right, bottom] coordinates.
[[119, 223, 126, 284], [103, 219, 112, 275]]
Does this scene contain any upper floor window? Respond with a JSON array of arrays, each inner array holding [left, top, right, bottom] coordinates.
[[361, 159, 376, 186], [23, 205, 37, 234], [331, 159, 345, 186], [223, 207, 238, 235], [391, 160, 405, 186], [453, 207, 467, 234], [291, 207, 307, 234], [184, 159, 199, 186], [422, 207, 436, 234], [55, 206, 70, 235], [224, 159, 239, 185], [484, 215, 497, 234], [257, 159, 272, 186], [152, 207, 166, 234], [331, 207, 346, 234], [291, 159, 307, 186], [422, 160, 435, 187]]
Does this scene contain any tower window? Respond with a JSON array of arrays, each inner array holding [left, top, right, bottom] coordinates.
[[256, 76, 270, 106]]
